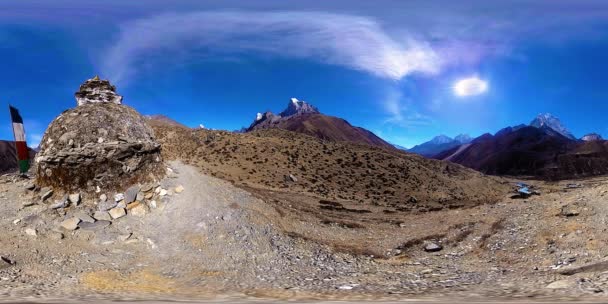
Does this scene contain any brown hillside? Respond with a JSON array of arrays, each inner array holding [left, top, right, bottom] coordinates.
[[249, 113, 395, 149], [150, 119, 509, 212]]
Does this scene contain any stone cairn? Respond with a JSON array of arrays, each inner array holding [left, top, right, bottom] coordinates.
[[35, 76, 165, 194]]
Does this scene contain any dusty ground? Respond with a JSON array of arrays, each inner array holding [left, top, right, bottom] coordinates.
[[2, 159, 608, 302]]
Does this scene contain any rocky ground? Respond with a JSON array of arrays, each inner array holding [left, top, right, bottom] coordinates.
[[3, 159, 608, 302]]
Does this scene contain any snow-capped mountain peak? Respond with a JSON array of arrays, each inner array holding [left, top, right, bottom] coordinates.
[[454, 134, 472, 144], [529, 113, 575, 140], [279, 98, 320, 117], [430, 135, 453, 145], [582, 133, 603, 141]]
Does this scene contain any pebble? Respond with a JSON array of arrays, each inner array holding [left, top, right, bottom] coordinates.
[[22, 201, 35, 207], [13, 219, 21, 225], [60, 218, 81, 231], [109, 207, 126, 219], [175, 185, 184, 193], [99, 194, 108, 202], [159, 189, 168, 196], [424, 242, 443, 252], [50, 198, 69, 209], [25, 228, 37, 236], [149, 200, 157, 209], [24, 182, 36, 190]]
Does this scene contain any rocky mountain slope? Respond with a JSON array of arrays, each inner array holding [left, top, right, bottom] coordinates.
[[409, 134, 472, 157], [530, 113, 576, 140], [247, 98, 395, 149], [436, 122, 608, 180], [0, 140, 35, 173], [150, 117, 508, 212]]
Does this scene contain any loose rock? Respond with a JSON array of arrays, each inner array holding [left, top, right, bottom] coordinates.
[[109, 207, 126, 219], [76, 212, 95, 223], [124, 185, 140, 204], [41, 188, 53, 201], [60, 218, 81, 231], [423, 241, 443, 252], [93, 211, 112, 221], [78, 220, 111, 231], [25, 228, 37, 236], [68, 193, 81, 205]]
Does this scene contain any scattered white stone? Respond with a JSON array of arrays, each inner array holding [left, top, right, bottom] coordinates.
[[174, 185, 184, 193], [100, 193, 107, 202], [50, 198, 69, 210], [149, 200, 157, 209], [13, 219, 21, 225], [25, 228, 37, 236], [60, 218, 81, 231], [109, 207, 126, 219], [68, 193, 81, 205], [146, 238, 157, 249], [114, 193, 124, 202], [159, 189, 168, 196]]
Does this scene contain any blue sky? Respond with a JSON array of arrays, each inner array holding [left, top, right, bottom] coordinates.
[[2, 1, 608, 148]]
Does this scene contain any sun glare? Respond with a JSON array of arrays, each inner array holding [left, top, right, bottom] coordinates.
[[453, 76, 488, 97]]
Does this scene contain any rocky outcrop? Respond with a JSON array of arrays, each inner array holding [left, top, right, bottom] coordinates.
[[75, 76, 123, 106], [35, 77, 164, 193]]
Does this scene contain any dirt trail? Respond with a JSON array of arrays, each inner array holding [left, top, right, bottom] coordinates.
[[5, 162, 608, 302]]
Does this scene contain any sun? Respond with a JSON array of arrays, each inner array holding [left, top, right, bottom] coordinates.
[[453, 76, 488, 97]]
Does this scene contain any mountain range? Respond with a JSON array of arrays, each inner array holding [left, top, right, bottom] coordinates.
[[433, 113, 608, 179], [408, 134, 472, 157], [246, 98, 395, 149]]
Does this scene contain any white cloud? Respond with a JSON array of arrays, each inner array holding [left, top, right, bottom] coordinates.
[[101, 11, 442, 84], [452, 77, 488, 97], [382, 89, 433, 128]]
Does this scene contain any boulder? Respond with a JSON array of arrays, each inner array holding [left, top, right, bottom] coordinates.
[[35, 77, 164, 193]]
